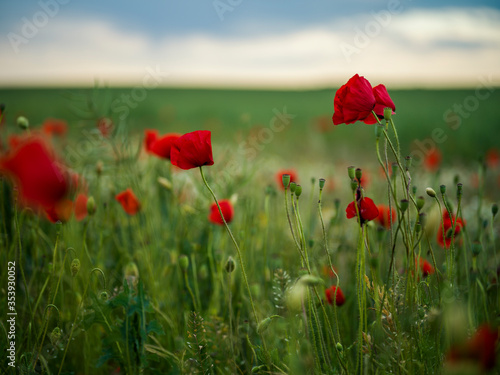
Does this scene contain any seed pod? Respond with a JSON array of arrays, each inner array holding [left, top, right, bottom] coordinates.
[[225, 256, 235, 273], [347, 166, 355, 180], [282, 174, 290, 189], [318, 178, 325, 190], [294, 185, 302, 198], [416, 196, 425, 211], [400, 199, 409, 213]]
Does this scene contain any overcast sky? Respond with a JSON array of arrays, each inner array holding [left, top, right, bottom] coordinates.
[[1, 0, 499, 88]]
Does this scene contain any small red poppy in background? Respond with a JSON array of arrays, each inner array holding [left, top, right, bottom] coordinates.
[[437, 211, 465, 249], [97, 117, 113, 138], [423, 148, 442, 172], [276, 169, 298, 189], [325, 285, 345, 306], [42, 118, 68, 137], [332, 74, 376, 125], [145, 130, 182, 160], [0, 136, 68, 209], [44, 199, 73, 223], [446, 324, 499, 371], [115, 188, 140, 215], [322, 265, 339, 279], [74, 193, 88, 221], [346, 197, 379, 225], [417, 258, 434, 278], [170, 130, 214, 170], [363, 84, 396, 124], [376, 204, 396, 229], [208, 199, 234, 225], [486, 148, 499, 169]]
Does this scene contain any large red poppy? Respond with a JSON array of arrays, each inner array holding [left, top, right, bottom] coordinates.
[[276, 169, 298, 189], [115, 188, 141, 215], [437, 211, 465, 249], [363, 84, 396, 124], [208, 199, 234, 225], [325, 285, 345, 306], [0, 136, 68, 209], [346, 197, 379, 224], [376, 204, 396, 229], [145, 131, 181, 160], [170, 130, 214, 170], [332, 74, 376, 125]]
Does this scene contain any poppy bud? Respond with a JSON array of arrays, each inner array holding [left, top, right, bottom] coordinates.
[[453, 174, 460, 185], [334, 198, 340, 211], [347, 166, 355, 180], [299, 275, 323, 286], [87, 196, 96, 216], [96, 160, 103, 176], [225, 256, 235, 273], [416, 196, 425, 211], [419, 212, 426, 227], [318, 178, 325, 190], [311, 177, 316, 185], [124, 262, 139, 279], [375, 124, 382, 139], [257, 315, 280, 334], [17, 116, 29, 130], [282, 174, 291, 189], [472, 242, 482, 256], [440, 185, 446, 195], [456, 183, 463, 200], [252, 365, 266, 373], [355, 168, 362, 181], [426, 188, 436, 198], [295, 185, 302, 198], [400, 199, 409, 213], [405, 156, 412, 170], [179, 255, 189, 272], [70, 259, 81, 277], [50, 327, 62, 345], [336, 342, 344, 353], [492, 203, 498, 218], [383, 107, 392, 121], [100, 291, 109, 301], [290, 182, 296, 193], [412, 185, 417, 195], [350, 179, 358, 192], [199, 264, 209, 280]]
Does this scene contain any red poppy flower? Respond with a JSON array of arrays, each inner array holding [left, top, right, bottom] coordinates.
[[147, 132, 182, 160], [115, 188, 140, 215], [486, 148, 499, 169], [42, 118, 68, 136], [208, 199, 234, 225], [44, 199, 73, 223], [144, 130, 159, 153], [325, 285, 345, 306], [97, 117, 113, 138], [276, 169, 298, 189], [363, 84, 396, 124], [346, 197, 379, 224], [417, 258, 434, 277], [170, 130, 214, 170], [322, 265, 339, 279], [74, 193, 88, 221], [0, 136, 68, 209], [424, 148, 442, 172], [332, 74, 376, 125], [437, 211, 465, 249], [376, 204, 396, 229], [446, 324, 499, 371]]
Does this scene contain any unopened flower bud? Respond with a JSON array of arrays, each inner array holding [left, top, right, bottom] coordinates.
[[383, 107, 392, 121], [347, 166, 355, 180], [457, 183, 463, 199], [290, 182, 296, 193], [412, 185, 417, 195], [375, 124, 383, 138], [282, 174, 290, 189], [311, 177, 316, 185], [295, 185, 302, 198], [400, 199, 409, 213], [350, 179, 358, 192], [87, 196, 96, 216], [318, 178, 325, 190], [355, 168, 362, 181], [426, 188, 436, 198], [336, 342, 344, 353], [17, 116, 29, 130], [391, 163, 399, 178], [179, 255, 189, 272], [492, 203, 498, 218], [419, 212, 426, 227], [70, 259, 81, 277], [225, 256, 235, 273], [299, 275, 323, 286], [440, 185, 446, 195], [472, 242, 482, 256], [416, 196, 425, 211]]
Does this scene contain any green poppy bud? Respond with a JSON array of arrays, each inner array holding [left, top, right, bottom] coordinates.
[[282, 174, 290, 189], [472, 242, 482, 256], [426, 188, 436, 198], [400, 199, 409, 213], [87, 196, 96, 216], [290, 182, 296, 193], [17, 116, 29, 130], [355, 168, 362, 181], [456, 183, 463, 200], [350, 179, 358, 192], [492, 203, 498, 218], [318, 178, 325, 190], [225, 256, 235, 273], [347, 166, 355, 180], [383, 107, 392, 121], [295, 185, 302, 198], [179, 255, 189, 272], [440, 185, 446, 195], [336, 342, 344, 353], [70, 259, 81, 277], [416, 196, 425, 211]]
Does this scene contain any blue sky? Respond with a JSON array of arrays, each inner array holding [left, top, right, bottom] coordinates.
[[1, 0, 499, 88]]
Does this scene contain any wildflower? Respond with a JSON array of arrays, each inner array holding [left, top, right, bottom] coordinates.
[[44, 199, 73, 223], [424, 148, 442, 172], [363, 84, 396, 124], [170, 130, 214, 170], [346, 197, 379, 225], [42, 118, 68, 137], [115, 188, 141, 215], [437, 211, 465, 249], [332, 74, 376, 125], [325, 285, 345, 306], [276, 169, 298, 189], [486, 148, 499, 169], [144, 130, 181, 159], [418, 258, 435, 277], [0, 136, 68, 209], [74, 193, 88, 221], [376, 204, 396, 229], [208, 199, 234, 225]]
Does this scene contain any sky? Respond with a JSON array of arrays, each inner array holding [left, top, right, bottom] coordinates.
[[1, 0, 499, 88]]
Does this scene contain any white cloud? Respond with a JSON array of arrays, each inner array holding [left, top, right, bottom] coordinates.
[[1, 7, 499, 88]]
